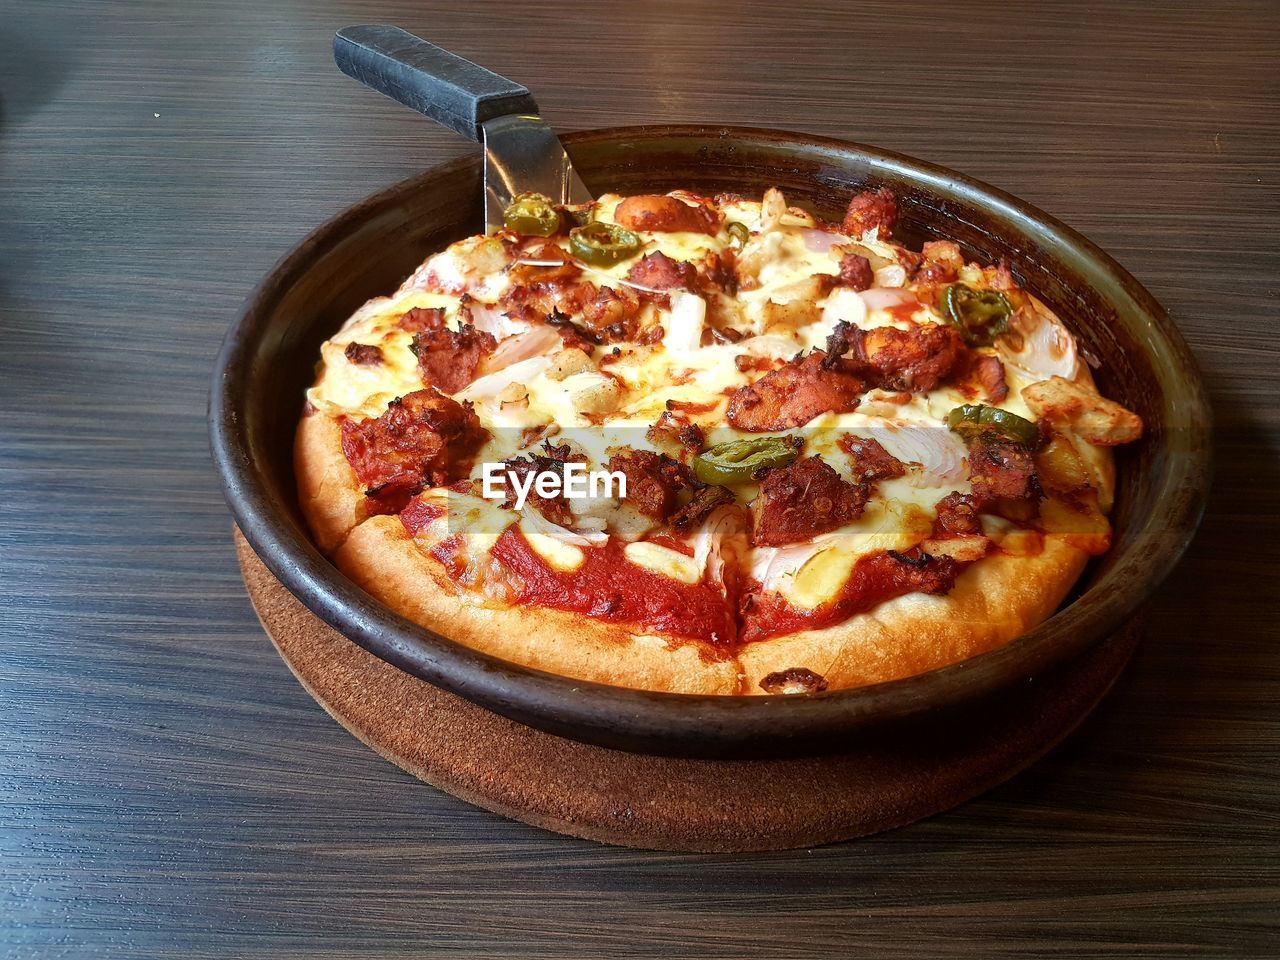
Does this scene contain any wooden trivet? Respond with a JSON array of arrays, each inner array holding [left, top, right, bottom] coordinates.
[[235, 529, 1139, 852]]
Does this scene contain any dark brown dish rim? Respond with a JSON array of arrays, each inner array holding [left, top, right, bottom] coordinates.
[[210, 124, 1211, 758]]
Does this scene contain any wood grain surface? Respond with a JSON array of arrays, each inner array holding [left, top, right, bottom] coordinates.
[[1, 1, 1276, 957]]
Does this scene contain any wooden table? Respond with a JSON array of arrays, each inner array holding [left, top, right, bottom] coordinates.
[[3, 2, 1276, 956]]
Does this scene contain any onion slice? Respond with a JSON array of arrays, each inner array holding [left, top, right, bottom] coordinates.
[[821, 286, 868, 331], [873, 264, 907, 288], [690, 506, 744, 584], [519, 504, 609, 545], [863, 417, 969, 486], [750, 535, 841, 591], [479, 325, 563, 376], [459, 355, 553, 401], [801, 228, 849, 253], [466, 302, 531, 341], [998, 302, 1080, 382]]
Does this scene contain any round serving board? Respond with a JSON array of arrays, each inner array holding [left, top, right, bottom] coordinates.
[[236, 529, 1140, 852]]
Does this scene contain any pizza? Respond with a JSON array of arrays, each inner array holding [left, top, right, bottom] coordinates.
[[295, 186, 1142, 695]]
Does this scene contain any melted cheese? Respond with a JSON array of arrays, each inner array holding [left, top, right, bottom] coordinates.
[[753, 497, 936, 609], [524, 533, 585, 572], [624, 541, 702, 584]]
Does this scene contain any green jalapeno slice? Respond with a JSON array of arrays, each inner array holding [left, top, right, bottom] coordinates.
[[942, 283, 1013, 347], [725, 221, 750, 246], [568, 221, 643, 265], [693, 435, 801, 485], [947, 404, 1039, 446], [503, 192, 561, 236]]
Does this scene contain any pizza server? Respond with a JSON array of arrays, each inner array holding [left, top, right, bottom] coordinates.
[[333, 24, 594, 233]]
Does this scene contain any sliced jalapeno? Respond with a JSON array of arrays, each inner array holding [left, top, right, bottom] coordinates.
[[726, 221, 750, 246], [503, 192, 561, 236], [568, 221, 643, 266], [694, 435, 801, 485], [947, 403, 1039, 446], [943, 282, 1012, 347]]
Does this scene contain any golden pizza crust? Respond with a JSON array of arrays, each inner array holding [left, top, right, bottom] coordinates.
[[327, 517, 1088, 697], [294, 410, 365, 554], [734, 537, 1089, 694], [333, 515, 747, 695]]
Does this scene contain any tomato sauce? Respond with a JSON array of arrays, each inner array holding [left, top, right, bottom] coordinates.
[[739, 549, 962, 645], [645, 533, 695, 557], [886, 300, 923, 324], [490, 528, 735, 646], [400, 503, 973, 649], [665, 398, 719, 414], [399, 498, 445, 536], [431, 534, 468, 579]]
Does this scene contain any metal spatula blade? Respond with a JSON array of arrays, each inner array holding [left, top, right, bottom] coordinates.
[[333, 24, 593, 232]]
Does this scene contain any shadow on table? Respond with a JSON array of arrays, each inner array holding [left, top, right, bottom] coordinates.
[[0, 24, 70, 401], [0, 23, 71, 307]]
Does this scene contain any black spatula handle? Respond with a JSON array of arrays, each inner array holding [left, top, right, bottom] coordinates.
[[333, 24, 540, 142]]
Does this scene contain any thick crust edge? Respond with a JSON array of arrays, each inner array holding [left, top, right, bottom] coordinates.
[[735, 538, 1089, 693], [330, 516, 1088, 696], [333, 515, 747, 695], [294, 410, 365, 554]]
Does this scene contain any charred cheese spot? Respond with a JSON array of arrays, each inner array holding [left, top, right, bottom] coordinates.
[[759, 667, 829, 695]]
